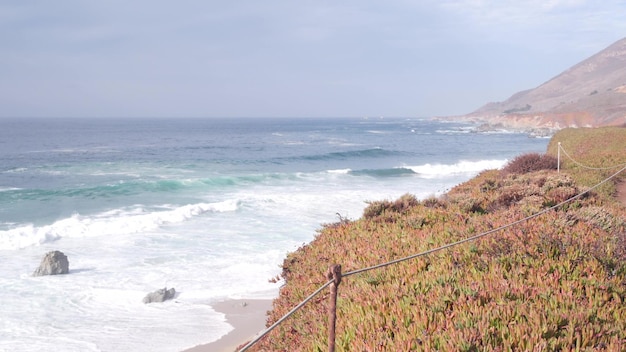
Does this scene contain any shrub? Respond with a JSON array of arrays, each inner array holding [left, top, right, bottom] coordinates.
[[501, 153, 558, 176], [421, 195, 446, 209], [363, 193, 419, 219], [322, 212, 352, 229], [392, 193, 419, 212]]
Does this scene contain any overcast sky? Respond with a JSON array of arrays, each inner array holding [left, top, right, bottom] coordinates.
[[1, 1, 624, 118]]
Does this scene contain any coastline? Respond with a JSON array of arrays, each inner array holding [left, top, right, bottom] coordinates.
[[182, 299, 273, 352], [182, 179, 626, 352]]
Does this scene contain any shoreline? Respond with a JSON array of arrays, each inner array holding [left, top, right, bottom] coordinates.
[[182, 299, 273, 352]]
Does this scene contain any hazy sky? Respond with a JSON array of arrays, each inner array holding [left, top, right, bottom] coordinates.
[[1, 1, 624, 118]]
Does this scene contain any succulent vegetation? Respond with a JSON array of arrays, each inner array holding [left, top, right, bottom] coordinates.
[[247, 127, 626, 351]]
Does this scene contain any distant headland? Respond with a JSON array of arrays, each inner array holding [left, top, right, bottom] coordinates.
[[442, 37, 626, 133]]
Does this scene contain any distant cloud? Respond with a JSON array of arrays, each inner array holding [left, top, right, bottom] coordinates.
[[437, 0, 625, 51], [0, 1, 624, 118]]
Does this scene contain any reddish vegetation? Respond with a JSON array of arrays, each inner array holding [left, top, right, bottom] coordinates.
[[247, 128, 626, 351], [500, 153, 558, 176]]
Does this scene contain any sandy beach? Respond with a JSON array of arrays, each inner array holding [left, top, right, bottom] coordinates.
[[182, 299, 273, 352]]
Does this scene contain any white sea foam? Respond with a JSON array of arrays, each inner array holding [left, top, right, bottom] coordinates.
[[479, 129, 520, 135], [3, 167, 28, 173], [0, 200, 240, 250], [406, 159, 507, 178], [0, 165, 499, 351], [327, 168, 352, 174], [0, 159, 512, 351], [89, 171, 142, 178], [0, 118, 550, 352], [435, 128, 472, 134]]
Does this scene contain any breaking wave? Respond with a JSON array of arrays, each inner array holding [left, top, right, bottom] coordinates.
[[0, 200, 239, 250]]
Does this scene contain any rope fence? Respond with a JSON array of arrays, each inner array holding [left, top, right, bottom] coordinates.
[[238, 144, 626, 352], [557, 141, 626, 172]]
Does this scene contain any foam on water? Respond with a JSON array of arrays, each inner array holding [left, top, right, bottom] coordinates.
[[1, 270, 230, 352], [1, 209, 285, 351], [406, 159, 508, 178], [2, 168, 28, 174], [0, 200, 239, 250], [0, 117, 550, 352], [327, 169, 352, 174]]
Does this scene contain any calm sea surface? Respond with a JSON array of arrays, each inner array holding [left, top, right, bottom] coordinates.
[[0, 117, 549, 351]]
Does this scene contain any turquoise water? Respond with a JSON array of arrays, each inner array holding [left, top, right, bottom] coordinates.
[[0, 117, 548, 351]]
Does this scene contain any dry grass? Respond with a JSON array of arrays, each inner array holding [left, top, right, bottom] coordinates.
[[547, 127, 626, 198]]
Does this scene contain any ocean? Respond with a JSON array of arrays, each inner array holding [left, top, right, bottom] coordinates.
[[0, 117, 549, 351]]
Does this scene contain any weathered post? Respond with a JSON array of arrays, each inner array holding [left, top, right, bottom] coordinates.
[[327, 264, 342, 352], [558, 142, 561, 173]]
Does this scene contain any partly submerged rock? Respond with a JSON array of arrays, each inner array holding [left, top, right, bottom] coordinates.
[[33, 250, 69, 276], [143, 287, 176, 304]]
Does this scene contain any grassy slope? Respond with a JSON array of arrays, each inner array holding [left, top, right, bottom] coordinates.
[[547, 127, 626, 198], [250, 127, 626, 351]]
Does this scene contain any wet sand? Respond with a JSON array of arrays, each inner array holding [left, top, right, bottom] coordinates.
[[182, 299, 272, 352]]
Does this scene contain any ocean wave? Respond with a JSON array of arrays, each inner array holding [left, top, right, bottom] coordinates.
[[406, 159, 507, 178], [26, 147, 119, 154], [327, 160, 507, 179], [326, 169, 352, 174], [0, 200, 239, 250], [2, 167, 28, 174], [476, 129, 521, 135], [437, 125, 530, 136], [3, 177, 244, 200], [435, 128, 473, 134], [349, 168, 416, 177], [1, 172, 314, 201], [299, 148, 403, 161]]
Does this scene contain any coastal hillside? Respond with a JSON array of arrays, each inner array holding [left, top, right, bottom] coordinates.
[[248, 127, 626, 351], [460, 38, 626, 130]]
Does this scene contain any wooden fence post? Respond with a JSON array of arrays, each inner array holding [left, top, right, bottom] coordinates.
[[558, 142, 561, 173], [327, 264, 342, 352]]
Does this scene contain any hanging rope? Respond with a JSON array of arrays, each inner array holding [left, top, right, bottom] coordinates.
[[237, 163, 626, 351], [559, 142, 626, 170], [345, 163, 626, 278], [238, 280, 333, 351]]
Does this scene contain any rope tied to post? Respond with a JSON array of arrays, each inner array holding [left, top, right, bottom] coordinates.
[[327, 264, 342, 352], [327, 264, 342, 286], [237, 157, 626, 351]]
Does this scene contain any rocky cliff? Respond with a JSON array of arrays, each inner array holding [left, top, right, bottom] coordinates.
[[459, 37, 626, 131]]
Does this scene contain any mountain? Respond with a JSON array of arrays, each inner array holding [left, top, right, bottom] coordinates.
[[459, 37, 626, 131]]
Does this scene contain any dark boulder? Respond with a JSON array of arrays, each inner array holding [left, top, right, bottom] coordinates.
[[33, 250, 69, 276], [143, 287, 176, 304]]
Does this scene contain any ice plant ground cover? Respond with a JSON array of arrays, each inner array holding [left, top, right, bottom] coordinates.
[[250, 127, 626, 351]]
